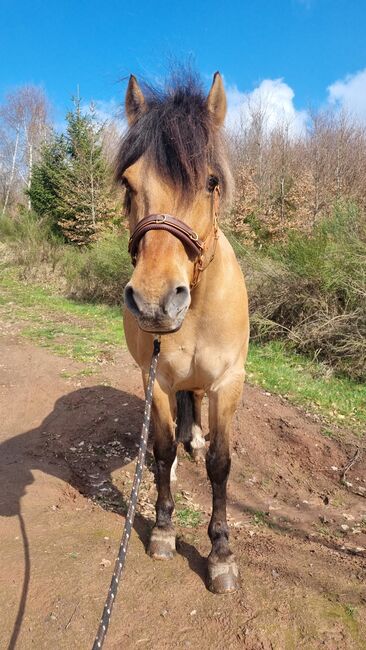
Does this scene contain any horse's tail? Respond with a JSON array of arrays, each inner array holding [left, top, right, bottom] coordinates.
[[176, 390, 194, 444]]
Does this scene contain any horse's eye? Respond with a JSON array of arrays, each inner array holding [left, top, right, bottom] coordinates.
[[207, 175, 219, 193], [121, 176, 132, 191], [122, 178, 132, 212]]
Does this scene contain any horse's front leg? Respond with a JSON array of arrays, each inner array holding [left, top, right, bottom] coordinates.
[[206, 369, 244, 593], [145, 376, 177, 560]]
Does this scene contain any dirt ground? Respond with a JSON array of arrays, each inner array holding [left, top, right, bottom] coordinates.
[[1, 326, 365, 649]]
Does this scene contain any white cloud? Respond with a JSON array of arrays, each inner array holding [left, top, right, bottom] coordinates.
[[225, 78, 308, 137], [327, 68, 366, 122]]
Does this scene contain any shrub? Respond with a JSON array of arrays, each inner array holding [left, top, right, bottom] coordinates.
[[1, 213, 131, 303], [238, 203, 366, 380], [0, 211, 64, 280], [63, 230, 131, 304]]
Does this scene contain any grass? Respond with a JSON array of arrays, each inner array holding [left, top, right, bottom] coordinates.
[[62, 230, 131, 304], [234, 204, 366, 382], [175, 507, 202, 528], [0, 268, 124, 363], [1, 267, 365, 434], [247, 341, 366, 435], [60, 368, 96, 379], [345, 605, 358, 620], [252, 510, 267, 526], [174, 491, 202, 528]]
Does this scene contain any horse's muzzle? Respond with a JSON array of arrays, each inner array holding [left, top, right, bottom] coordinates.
[[124, 282, 191, 333]]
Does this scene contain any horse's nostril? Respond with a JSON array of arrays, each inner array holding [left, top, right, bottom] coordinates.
[[176, 285, 188, 295], [124, 285, 141, 316], [163, 284, 190, 317]]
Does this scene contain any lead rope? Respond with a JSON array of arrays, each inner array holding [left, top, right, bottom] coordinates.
[[92, 337, 161, 650]]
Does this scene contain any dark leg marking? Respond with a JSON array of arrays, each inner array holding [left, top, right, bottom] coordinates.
[[205, 376, 244, 594], [206, 445, 240, 593], [148, 384, 177, 560]]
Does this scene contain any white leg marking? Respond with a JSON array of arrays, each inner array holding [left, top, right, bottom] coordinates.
[[170, 454, 178, 482], [190, 423, 206, 450]]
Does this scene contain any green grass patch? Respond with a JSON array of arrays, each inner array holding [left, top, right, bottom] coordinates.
[[0, 269, 124, 363], [62, 231, 131, 305], [66, 551, 80, 560], [344, 605, 358, 620], [247, 341, 366, 435], [60, 368, 96, 379], [175, 507, 202, 528], [252, 510, 267, 526], [174, 492, 202, 528]]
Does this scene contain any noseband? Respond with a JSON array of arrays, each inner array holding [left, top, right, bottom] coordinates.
[[128, 187, 220, 289]]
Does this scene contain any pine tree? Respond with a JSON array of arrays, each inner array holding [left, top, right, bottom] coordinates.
[[29, 98, 118, 245], [27, 135, 68, 233], [56, 99, 117, 245]]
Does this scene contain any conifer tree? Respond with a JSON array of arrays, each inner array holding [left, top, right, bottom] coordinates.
[[27, 135, 68, 233], [29, 99, 117, 244]]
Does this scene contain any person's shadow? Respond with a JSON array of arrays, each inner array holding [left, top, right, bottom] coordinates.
[[1, 384, 206, 649], [1, 386, 147, 521]]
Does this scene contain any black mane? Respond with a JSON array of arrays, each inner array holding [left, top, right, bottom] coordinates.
[[115, 71, 231, 203]]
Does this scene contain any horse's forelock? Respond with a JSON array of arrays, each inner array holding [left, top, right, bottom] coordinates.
[[114, 71, 232, 205]]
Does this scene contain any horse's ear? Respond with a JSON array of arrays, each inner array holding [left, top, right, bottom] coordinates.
[[125, 75, 146, 126], [206, 72, 227, 127]]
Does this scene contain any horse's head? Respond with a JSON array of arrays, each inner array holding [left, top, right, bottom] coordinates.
[[116, 71, 231, 333]]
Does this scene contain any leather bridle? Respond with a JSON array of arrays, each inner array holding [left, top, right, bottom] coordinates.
[[128, 186, 220, 289]]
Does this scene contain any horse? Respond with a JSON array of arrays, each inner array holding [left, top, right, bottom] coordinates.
[[115, 70, 249, 594]]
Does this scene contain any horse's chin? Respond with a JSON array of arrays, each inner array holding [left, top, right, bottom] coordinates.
[[137, 318, 185, 335]]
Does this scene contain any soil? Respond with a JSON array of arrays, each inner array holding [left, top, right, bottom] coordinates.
[[1, 328, 365, 649]]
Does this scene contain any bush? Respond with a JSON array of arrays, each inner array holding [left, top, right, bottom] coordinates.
[[63, 230, 131, 304], [0, 213, 19, 240], [1, 213, 131, 303], [239, 203, 366, 380], [0, 211, 64, 279]]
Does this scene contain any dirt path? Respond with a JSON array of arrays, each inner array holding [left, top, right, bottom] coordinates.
[[1, 328, 365, 649]]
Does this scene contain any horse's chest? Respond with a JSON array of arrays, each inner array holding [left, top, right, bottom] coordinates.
[[157, 343, 230, 392]]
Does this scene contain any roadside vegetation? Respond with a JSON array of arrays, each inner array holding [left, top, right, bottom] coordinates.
[[0, 268, 124, 362], [229, 202, 366, 381]]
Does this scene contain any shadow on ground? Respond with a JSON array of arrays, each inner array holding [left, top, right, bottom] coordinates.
[[0, 385, 207, 648]]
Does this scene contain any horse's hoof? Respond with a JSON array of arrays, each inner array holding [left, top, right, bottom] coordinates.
[[207, 554, 240, 594], [148, 527, 176, 560]]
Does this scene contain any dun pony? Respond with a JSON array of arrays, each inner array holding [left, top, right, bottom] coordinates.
[[115, 69, 249, 593]]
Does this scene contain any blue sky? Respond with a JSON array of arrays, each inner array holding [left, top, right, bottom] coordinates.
[[1, 0, 366, 130]]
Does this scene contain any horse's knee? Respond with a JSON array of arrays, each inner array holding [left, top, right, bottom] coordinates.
[[154, 438, 177, 466], [206, 446, 231, 485]]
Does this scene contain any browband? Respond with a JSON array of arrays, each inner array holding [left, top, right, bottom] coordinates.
[[128, 214, 204, 264]]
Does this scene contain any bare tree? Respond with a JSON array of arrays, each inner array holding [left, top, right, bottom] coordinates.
[[227, 99, 366, 244], [0, 85, 50, 214]]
